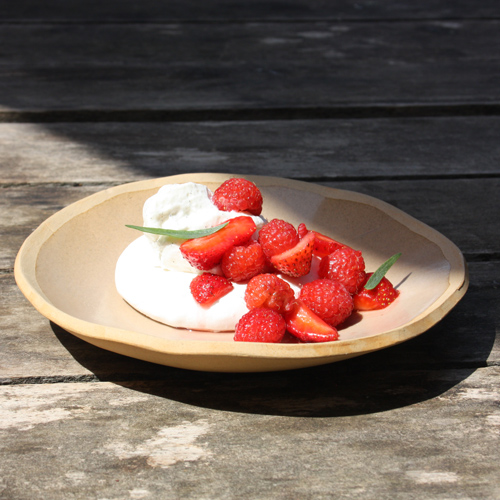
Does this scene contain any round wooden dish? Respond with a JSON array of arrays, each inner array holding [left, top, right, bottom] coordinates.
[[15, 173, 468, 372]]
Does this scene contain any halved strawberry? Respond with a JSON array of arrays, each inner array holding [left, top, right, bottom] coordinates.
[[285, 299, 339, 342], [180, 216, 256, 271], [270, 231, 315, 277], [298, 223, 345, 258], [190, 273, 233, 306], [353, 274, 400, 311]]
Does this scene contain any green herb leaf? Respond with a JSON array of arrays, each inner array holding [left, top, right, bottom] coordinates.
[[364, 253, 402, 290], [125, 222, 228, 240]]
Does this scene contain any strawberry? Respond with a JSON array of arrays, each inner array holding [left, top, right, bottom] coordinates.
[[180, 216, 256, 271], [234, 308, 286, 343], [285, 300, 339, 342], [190, 273, 234, 306], [244, 273, 295, 315], [353, 274, 400, 310], [299, 278, 353, 327], [258, 219, 300, 259], [297, 223, 345, 257], [212, 178, 263, 216], [221, 241, 266, 282], [318, 246, 366, 294], [270, 231, 315, 277]]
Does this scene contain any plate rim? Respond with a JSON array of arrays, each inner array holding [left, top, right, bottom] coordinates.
[[14, 173, 469, 368]]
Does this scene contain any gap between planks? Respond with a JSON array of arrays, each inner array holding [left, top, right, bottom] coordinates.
[[3, 104, 500, 124]]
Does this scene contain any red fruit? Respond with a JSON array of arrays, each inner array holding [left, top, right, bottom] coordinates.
[[353, 274, 400, 311], [190, 273, 233, 306], [180, 216, 256, 271], [285, 300, 339, 343], [298, 223, 345, 257], [299, 278, 353, 327], [258, 219, 300, 259], [318, 246, 366, 294], [234, 308, 286, 343], [212, 178, 263, 216], [221, 241, 266, 282], [270, 231, 315, 278], [244, 273, 295, 315]]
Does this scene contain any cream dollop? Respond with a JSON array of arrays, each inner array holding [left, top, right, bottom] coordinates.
[[142, 182, 264, 273], [116, 182, 274, 331]]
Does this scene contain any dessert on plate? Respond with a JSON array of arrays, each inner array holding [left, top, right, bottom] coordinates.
[[116, 178, 400, 343]]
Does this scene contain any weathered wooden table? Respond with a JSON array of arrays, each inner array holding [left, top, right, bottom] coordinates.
[[1, 2, 499, 499]]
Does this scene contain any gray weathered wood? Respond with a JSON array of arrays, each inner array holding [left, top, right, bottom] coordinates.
[[1, 20, 500, 112], [1, 258, 497, 381], [4, 0, 500, 22], [1, 368, 499, 500], [2, 1, 499, 497], [1, 118, 499, 184], [2, 178, 497, 271]]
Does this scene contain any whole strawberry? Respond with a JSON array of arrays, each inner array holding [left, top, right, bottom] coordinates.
[[299, 278, 353, 327], [318, 246, 366, 294], [234, 308, 286, 343], [221, 241, 266, 282], [212, 178, 263, 216], [353, 274, 400, 310], [258, 219, 299, 259], [190, 273, 233, 306], [244, 273, 295, 315]]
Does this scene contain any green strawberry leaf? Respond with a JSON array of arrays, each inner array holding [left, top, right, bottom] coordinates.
[[125, 222, 228, 239], [364, 252, 402, 290]]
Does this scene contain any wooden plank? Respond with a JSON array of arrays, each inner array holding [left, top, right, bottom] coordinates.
[[1, 118, 499, 184], [1, 368, 500, 499], [0, 273, 175, 383], [335, 178, 500, 260], [1, 21, 500, 112], [2, 179, 497, 378], [1, 256, 497, 381], [2, 179, 498, 271], [0, 184, 106, 270], [4, 0, 500, 22]]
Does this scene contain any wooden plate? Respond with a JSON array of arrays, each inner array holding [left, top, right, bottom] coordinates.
[[15, 173, 468, 372]]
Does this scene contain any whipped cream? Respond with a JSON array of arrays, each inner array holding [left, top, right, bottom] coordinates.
[[116, 182, 274, 331], [142, 182, 264, 274]]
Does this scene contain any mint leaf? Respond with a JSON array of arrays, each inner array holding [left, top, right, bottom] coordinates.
[[364, 253, 402, 290], [125, 222, 228, 239]]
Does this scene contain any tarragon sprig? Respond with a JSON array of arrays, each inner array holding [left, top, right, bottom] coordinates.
[[125, 222, 228, 239], [364, 252, 402, 290]]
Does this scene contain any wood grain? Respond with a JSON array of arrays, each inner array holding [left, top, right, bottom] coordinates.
[[1, 257, 497, 381], [1, 1, 499, 496], [2, 178, 497, 271], [1, 118, 499, 184], [1, 20, 500, 113], [4, 0, 500, 22], [1, 369, 499, 499]]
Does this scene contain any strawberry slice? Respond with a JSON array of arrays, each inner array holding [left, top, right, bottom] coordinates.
[[190, 273, 233, 306], [270, 231, 315, 277], [353, 274, 400, 311], [298, 223, 345, 257], [285, 300, 339, 342], [180, 216, 256, 271]]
